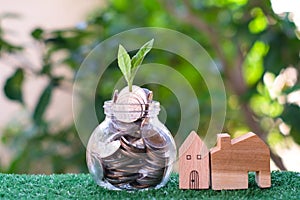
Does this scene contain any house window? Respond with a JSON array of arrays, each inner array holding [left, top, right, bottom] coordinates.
[[186, 155, 191, 160], [197, 154, 201, 160]]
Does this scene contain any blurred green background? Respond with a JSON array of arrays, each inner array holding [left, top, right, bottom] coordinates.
[[0, 0, 300, 174]]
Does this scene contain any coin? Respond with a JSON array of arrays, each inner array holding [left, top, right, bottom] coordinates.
[[120, 136, 146, 153], [105, 174, 139, 184], [143, 89, 153, 118], [103, 157, 134, 169], [114, 85, 148, 123], [146, 148, 168, 160], [143, 88, 153, 102], [101, 150, 123, 162], [113, 98, 144, 123], [145, 160, 166, 170], [143, 130, 167, 150], [145, 170, 165, 179], [111, 120, 141, 138], [130, 181, 152, 189], [111, 167, 140, 174], [119, 147, 144, 159], [132, 138, 146, 150], [136, 176, 161, 186], [118, 85, 148, 104], [105, 170, 138, 178], [112, 90, 119, 103], [93, 140, 121, 158]]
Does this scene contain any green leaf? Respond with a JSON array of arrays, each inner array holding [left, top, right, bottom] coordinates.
[[4, 68, 24, 104], [31, 28, 44, 40], [117, 44, 131, 84], [281, 104, 300, 145], [0, 38, 23, 53], [131, 39, 154, 82], [248, 8, 268, 34], [33, 84, 53, 124], [40, 64, 51, 75], [243, 41, 268, 86]]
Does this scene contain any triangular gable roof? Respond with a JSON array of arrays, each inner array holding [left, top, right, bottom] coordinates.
[[179, 131, 207, 157]]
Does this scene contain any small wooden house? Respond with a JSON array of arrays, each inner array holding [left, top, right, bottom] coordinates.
[[179, 131, 210, 189], [210, 132, 271, 190]]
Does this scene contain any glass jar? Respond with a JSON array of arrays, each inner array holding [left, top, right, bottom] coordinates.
[[86, 100, 177, 190]]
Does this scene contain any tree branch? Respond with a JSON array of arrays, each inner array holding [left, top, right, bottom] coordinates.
[[159, 0, 287, 170], [160, 0, 227, 68]]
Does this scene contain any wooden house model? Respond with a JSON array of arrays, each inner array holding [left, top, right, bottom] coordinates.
[[179, 131, 271, 190], [210, 132, 271, 190], [179, 131, 209, 189]]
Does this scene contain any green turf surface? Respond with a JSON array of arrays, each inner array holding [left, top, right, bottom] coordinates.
[[0, 171, 299, 199]]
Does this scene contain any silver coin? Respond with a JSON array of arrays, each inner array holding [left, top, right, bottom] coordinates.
[[114, 85, 148, 123], [117, 85, 147, 104], [92, 140, 121, 159], [100, 147, 123, 162], [114, 96, 144, 123]]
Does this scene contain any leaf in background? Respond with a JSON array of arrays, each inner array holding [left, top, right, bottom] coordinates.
[[0, 13, 20, 19], [281, 104, 300, 144], [117, 44, 131, 84], [31, 28, 44, 40], [4, 68, 24, 104], [0, 39, 23, 53], [40, 64, 51, 75], [130, 39, 154, 82], [33, 84, 53, 124]]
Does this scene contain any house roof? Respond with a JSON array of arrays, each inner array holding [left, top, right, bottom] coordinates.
[[231, 132, 256, 145], [179, 131, 208, 157], [211, 132, 269, 154]]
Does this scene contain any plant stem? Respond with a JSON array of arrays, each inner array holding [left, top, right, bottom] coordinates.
[[129, 83, 132, 92]]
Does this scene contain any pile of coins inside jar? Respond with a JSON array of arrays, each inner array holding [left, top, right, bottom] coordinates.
[[91, 86, 171, 189]]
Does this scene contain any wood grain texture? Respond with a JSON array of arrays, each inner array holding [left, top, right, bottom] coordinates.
[[179, 131, 209, 189], [210, 132, 271, 190]]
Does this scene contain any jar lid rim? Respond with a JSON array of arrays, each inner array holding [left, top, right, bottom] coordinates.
[[103, 100, 160, 107], [103, 100, 160, 117]]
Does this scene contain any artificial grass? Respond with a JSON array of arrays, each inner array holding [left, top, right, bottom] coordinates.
[[0, 171, 299, 199]]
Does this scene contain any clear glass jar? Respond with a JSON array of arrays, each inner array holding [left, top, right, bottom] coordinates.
[[86, 100, 177, 190]]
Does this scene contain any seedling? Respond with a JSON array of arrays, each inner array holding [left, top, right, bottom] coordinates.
[[117, 39, 154, 92]]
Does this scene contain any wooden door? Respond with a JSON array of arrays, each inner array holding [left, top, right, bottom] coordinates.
[[189, 170, 199, 189]]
